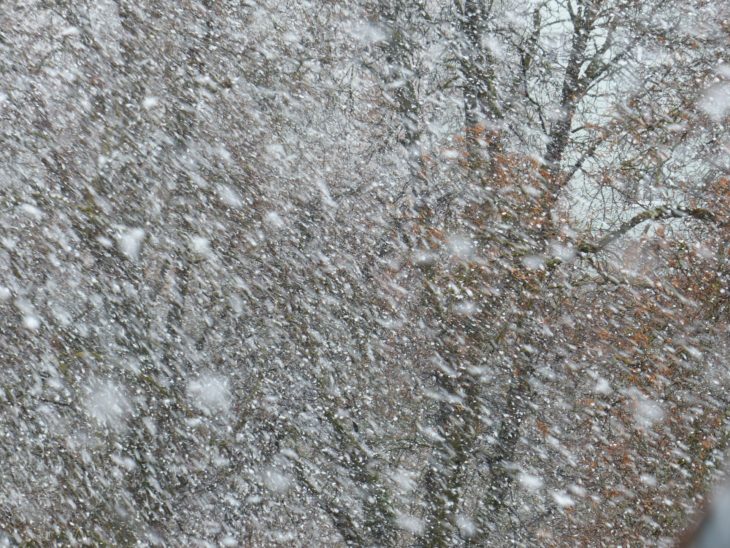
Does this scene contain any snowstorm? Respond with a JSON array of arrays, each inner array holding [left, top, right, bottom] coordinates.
[[0, 0, 728, 545]]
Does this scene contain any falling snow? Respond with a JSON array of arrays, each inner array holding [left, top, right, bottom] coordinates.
[[0, 0, 728, 545]]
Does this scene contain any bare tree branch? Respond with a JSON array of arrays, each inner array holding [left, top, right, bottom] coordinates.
[[577, 205, 722, 253]]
